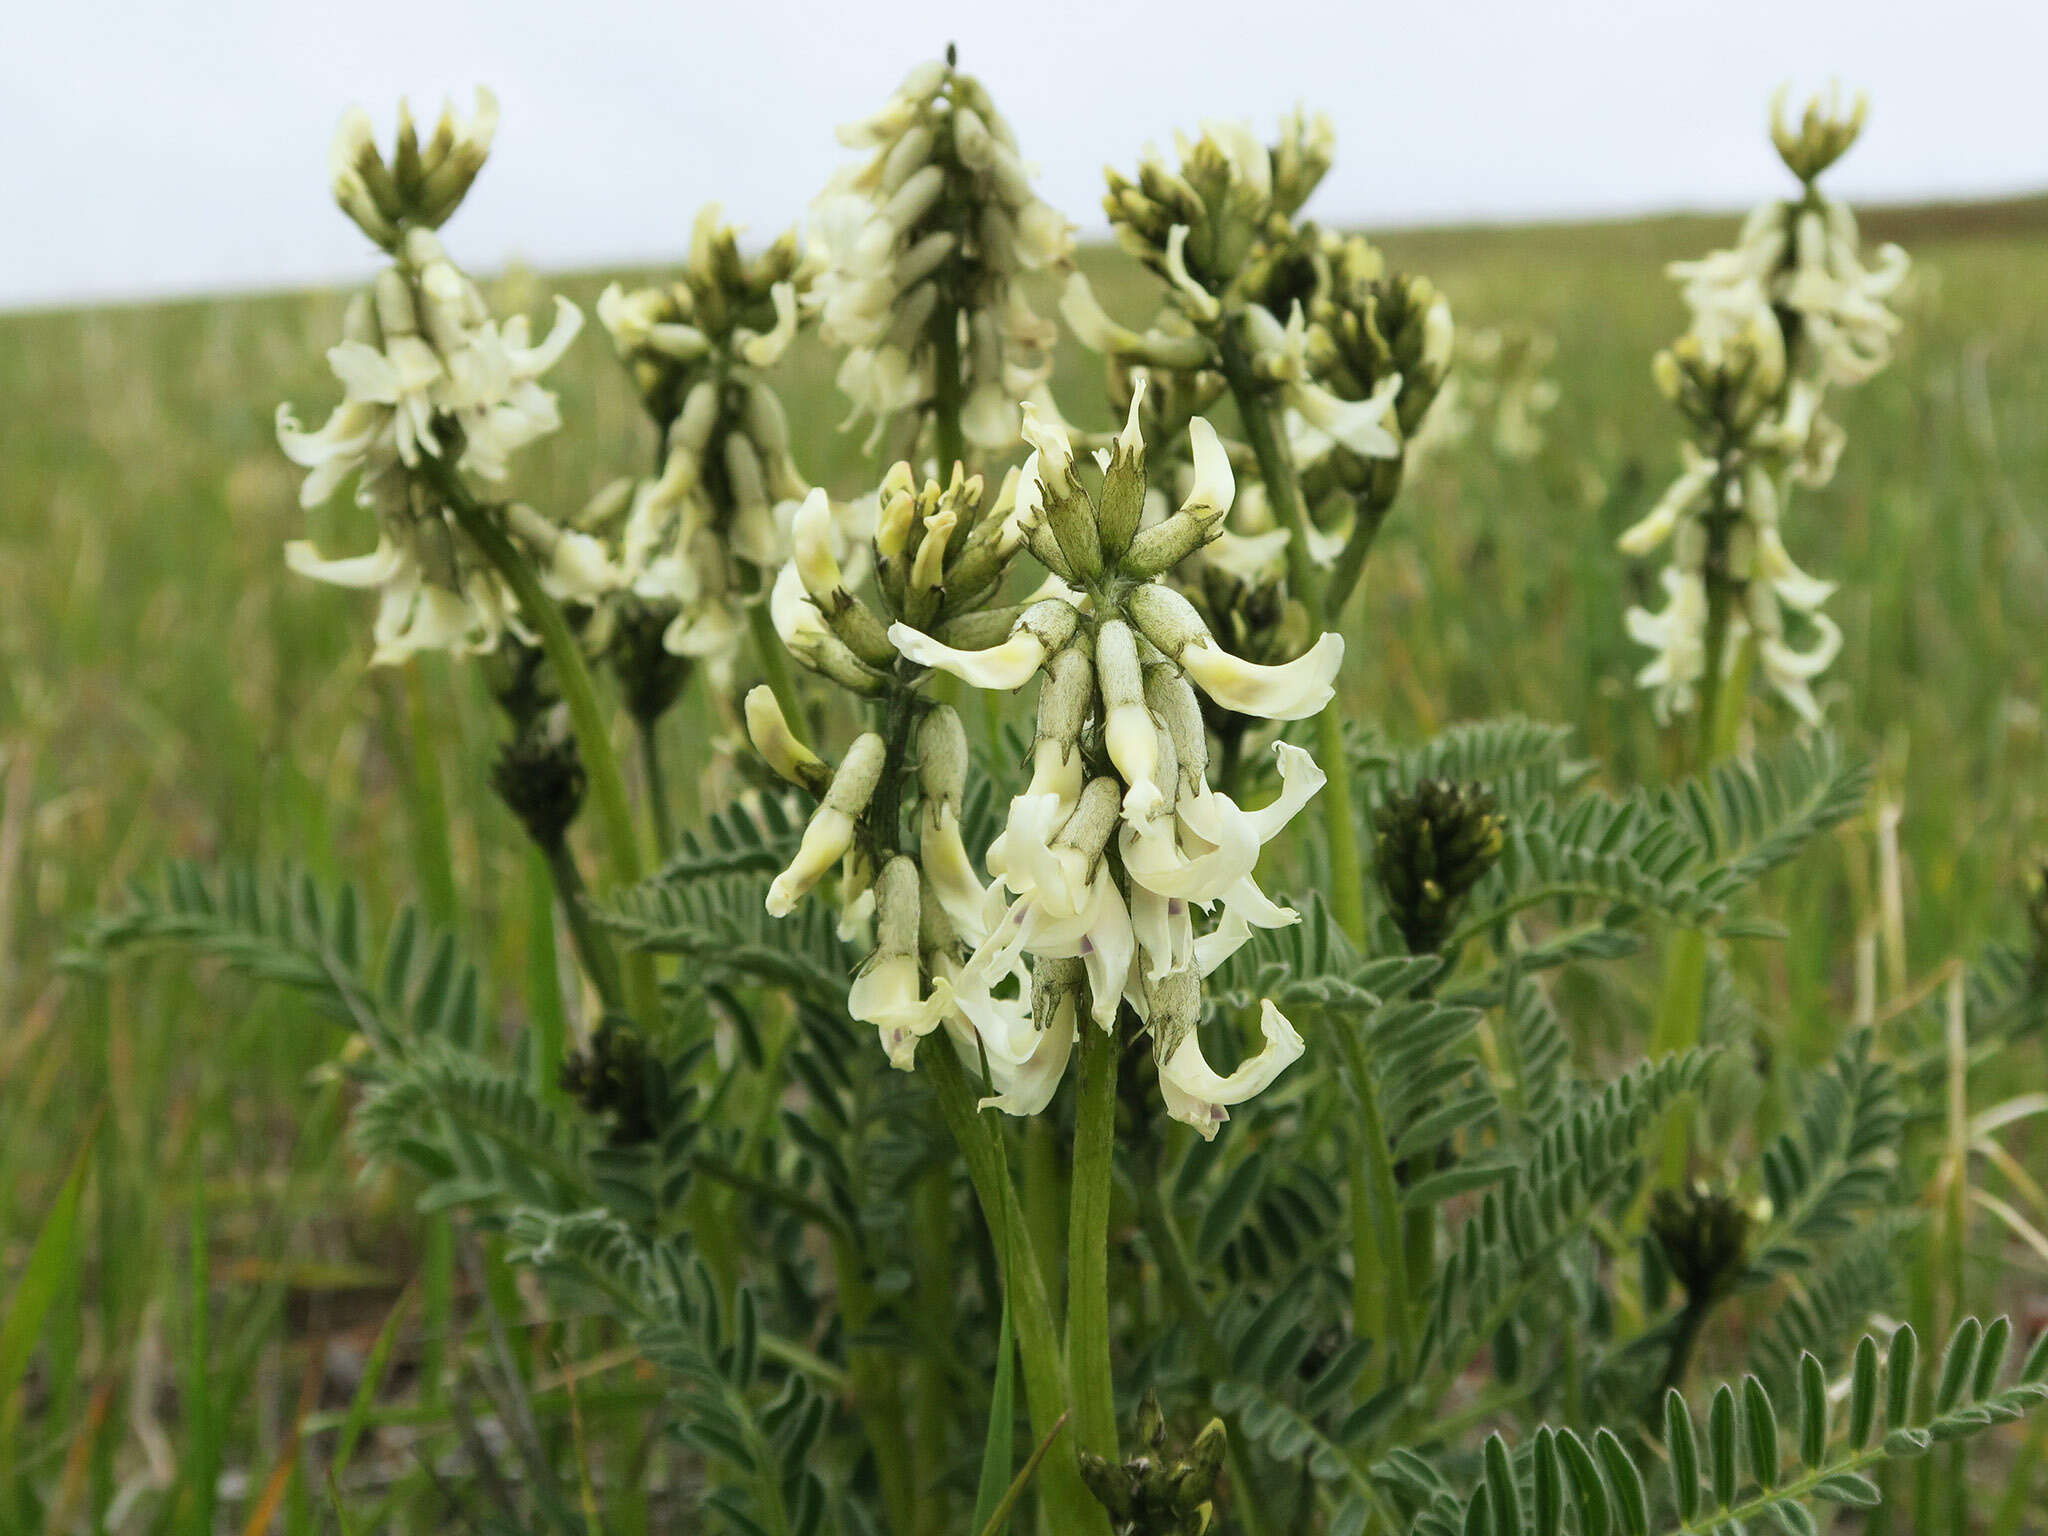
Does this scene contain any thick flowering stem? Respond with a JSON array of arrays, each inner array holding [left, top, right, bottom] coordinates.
[[1066, 1017, 1121, 1462], [911, 1168, 955, 1536], [1652, 572, 1750, 1185], [927, 1047, 1110, 1536], [1218, 328, 1371, 949], [636, 719, 677, 856], [541, 834, 624, 1011], [436, 473, 657, 1026]]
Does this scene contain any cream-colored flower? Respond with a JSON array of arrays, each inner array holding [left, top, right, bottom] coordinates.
[[1157, 1001, 1306, 1138]]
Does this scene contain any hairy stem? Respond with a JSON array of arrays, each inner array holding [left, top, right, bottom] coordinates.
[[1325, 486, 1398, 622], [437, 478, 657, 1025], [1652, 583, 1749, 1186], [1067, 1020, 1121, 1462], [912, 1168, 955, 1536], [1023, 1117, 1067, 1302]]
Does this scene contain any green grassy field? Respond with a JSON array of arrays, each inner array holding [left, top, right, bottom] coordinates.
[[3, 198, 2046, 1529]]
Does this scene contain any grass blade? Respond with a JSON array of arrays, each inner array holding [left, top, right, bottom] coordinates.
[[0, 1106, 101, 1432], [977, 1411, 1070, 1536]]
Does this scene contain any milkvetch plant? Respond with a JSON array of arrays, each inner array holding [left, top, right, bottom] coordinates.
[[73, 67, 2047, 1536]]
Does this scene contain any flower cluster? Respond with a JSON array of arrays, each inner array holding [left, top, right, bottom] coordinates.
[[1070, 113, 1406, 461], [588, 206, 811, 677], [1670, 95, 1908, 455], [1285, 230, 1454, 513], [1064, 118, 1453, 657], [1372, 778, 1506, 955], [809, 55, 1073, 459], [758, 387, 1336, 1137], [1621, 87, 1907, 725], [278, 93, 608, 664]]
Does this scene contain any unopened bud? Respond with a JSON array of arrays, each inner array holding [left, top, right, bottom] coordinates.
[[1056, 777, 1123, 861], [1022, 403, 1101, 581], [1125, 581, 1214, 661], [1096, 377, 1149, 560], [916, 705, 968, 811], [1036, 644, 1095, 747]]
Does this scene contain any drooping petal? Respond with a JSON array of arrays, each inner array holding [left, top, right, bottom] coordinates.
[[1156, 1000, 1305, 1139], [1180, 632, 1344, 721], [1181, 416, 1235, 519], [284, 537, 408, 589], [889, 621, 1047, 689]]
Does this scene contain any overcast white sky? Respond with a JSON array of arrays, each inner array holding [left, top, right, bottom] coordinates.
[[4, 0, 2042, 309]]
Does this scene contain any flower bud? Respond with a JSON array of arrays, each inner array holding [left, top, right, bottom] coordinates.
[[560, 1017, 659, 1146], [1770, 83, 1868, 184], [1096, 378, 1149, 560], [492, 720, 586, 849], [1372, 778, 1506, 953]]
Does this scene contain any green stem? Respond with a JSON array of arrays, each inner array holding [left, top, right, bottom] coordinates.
[[1652, 1296, 1715, 1421], [1334, 1016, 1411, 1385], [912, 1168, 955, 1536], [399, 660, 460, 925], [396, 659, 459, 1412], [1651, 593, 1749, 1187], [836, 1229, 917, 1536], [1066, 1021, 1120, 1462], [635, 716, 677, 858], [525, 848, 568, 1104], [542, 836, 624, 1012], [928, 1047, 1110, 1536], [1023, 1117, 1067, 1305], [1325, 487, 1398, 623], [1219, 328, 1370, 948], [437, 478, 658, 1026]]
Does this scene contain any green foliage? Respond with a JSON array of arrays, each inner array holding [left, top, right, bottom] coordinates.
[[69, 678, 2048, 1536], [1408, 1319, 2048, 1536]]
